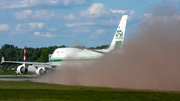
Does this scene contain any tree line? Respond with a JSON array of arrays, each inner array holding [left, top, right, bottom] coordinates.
[[0, 44, 109, 62]]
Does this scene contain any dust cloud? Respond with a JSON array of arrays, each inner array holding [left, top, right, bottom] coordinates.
[[34, 5, 180, 91]]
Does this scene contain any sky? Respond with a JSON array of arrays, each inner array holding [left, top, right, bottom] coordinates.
[[0, 0, 179, 48]]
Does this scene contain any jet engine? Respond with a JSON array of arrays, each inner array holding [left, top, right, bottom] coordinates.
[[16, 64, 28, 74], [36, 67, 46, 75]]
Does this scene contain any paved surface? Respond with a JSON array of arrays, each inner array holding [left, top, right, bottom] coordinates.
[[0, 78, 33, 81], [0, 75, 37, 77]]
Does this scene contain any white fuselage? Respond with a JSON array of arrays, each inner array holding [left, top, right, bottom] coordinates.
[[49, 48, 104, 65], [28, 48, 104, 72]]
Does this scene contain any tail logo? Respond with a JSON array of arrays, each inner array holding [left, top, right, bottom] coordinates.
[[115, 29, 123, 39]]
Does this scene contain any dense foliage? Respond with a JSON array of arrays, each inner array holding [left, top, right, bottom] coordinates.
[[0, 44, 109, 62]]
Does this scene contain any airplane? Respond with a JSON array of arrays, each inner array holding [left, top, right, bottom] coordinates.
[[1, 15, 128, 75]]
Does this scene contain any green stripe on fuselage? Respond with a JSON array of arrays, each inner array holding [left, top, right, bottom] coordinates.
[[49, 58, 100, 62], [49, 59, 63, 62]]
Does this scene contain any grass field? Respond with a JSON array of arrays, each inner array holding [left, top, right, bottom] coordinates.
[[0, 70, 33, 75], [0, 81, 180, 101]]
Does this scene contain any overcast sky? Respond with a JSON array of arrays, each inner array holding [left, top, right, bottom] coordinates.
[[0, 0, 179, 48]]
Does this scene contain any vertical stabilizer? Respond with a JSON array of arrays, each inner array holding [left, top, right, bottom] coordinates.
[[107, 15, 128, 52]]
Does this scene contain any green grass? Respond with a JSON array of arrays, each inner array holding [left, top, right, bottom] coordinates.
[[0, 71, 33, 75], [0, 71, 17, 75], [0, 81, 180, 101]]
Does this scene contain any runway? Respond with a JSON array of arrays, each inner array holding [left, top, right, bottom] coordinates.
[[0, 78, 33, 81], [0, 75, 36, 77]]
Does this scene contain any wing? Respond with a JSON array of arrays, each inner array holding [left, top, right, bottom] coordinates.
[[1, 57, 56, 68]]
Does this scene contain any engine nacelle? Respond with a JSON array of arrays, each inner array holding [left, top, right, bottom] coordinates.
[[16, 64, 28, 74], [36, 67, 46, 75]]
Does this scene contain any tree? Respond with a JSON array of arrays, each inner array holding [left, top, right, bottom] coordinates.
[[36, 48, 50, 62]]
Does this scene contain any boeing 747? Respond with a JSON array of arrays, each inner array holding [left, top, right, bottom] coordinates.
[[1, 15, 128, 75]]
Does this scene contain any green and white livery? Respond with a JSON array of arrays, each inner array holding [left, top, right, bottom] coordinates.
[[50, 15, 128, 63]]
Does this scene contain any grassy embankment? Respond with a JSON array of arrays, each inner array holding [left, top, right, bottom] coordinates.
[[0, 69, 32, 75], [0, 68, 34, 78], [0, 70, 35, 78], [0, 81, 180, 101]]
